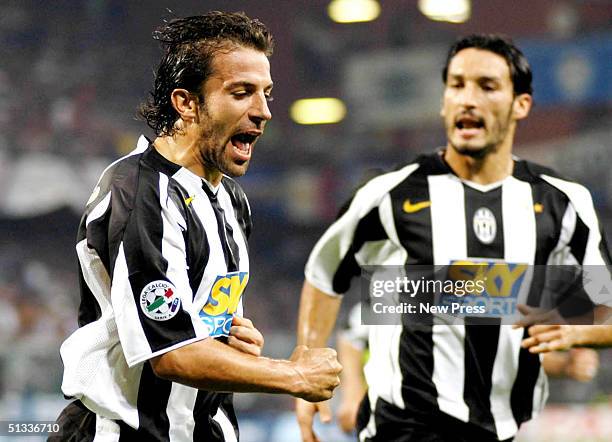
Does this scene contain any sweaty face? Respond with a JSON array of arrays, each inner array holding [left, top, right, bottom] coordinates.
[[195, 46, 273, 178], [441, 48, 517, 158]]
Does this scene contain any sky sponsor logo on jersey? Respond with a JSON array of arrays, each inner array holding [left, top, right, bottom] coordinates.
[[200, 272, 249, 337], [440, 260, 529, 317], [139, 280, 181, 321]]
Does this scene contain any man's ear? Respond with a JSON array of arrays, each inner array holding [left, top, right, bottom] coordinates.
[[170, 89, 199, 123], [513, 93, 532, 121]]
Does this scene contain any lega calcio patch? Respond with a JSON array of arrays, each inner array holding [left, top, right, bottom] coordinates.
[[140, 280, 181, 321]]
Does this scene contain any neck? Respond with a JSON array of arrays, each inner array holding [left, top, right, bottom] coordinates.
[[444, 146, 513, 184], [153, 129, 222, 186]]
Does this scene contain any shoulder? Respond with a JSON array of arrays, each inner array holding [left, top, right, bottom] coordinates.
[[514, 159, 600, 225], [84, 153, 143, 215], [360, 152, 447, 194], [87, 141, 185, 227], [514, 159, 569, 182], [342, 153, 440, 215], [355, 161, 422, 201], [514, 158, 593, 199]]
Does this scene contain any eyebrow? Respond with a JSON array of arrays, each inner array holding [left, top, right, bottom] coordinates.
[[478, 76, 501, 83], [226, 81, 274, 90], [448, 74, 501, 82]]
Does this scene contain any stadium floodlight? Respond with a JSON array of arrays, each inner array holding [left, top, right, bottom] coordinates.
[[290, 98, 347, 125], [328, 0, 381, 24], [418, 0, 471, 23]]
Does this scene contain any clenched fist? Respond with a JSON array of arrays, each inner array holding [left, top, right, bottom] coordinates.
[[289, 345, 342, 402]]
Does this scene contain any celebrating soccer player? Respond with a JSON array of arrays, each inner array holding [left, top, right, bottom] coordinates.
[[295, 34, 611, 442], [51, 12, 341, 441]]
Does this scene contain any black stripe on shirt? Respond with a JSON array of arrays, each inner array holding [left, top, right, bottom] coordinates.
[[193, 391, 235, 441], [463, 317, 501, 433], [106, 154, 143, 278], [204, 184, 240, 273], [332, 206, 388, 294], [118, 363, 172, 441], [82, 197, 113, 276], [143, 144, 182, 178], [568, 215, 589, 264], [389, 165, 433, 264], [521, 173, 571, 306], [168, 181, 210, 300], [222, 177, 252, 241], [399, 324, 438, 414], [462, 185, 504, 432], [528, 180, 569, 266], [510, 328, 541, 425], [77, 272, 102, 327], [463, 185, 504, 259], [77, 154, 141, 326]]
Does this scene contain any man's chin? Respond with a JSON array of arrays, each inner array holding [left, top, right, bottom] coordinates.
[[451, 143, 493, 159], [222, 161, 250, 178]]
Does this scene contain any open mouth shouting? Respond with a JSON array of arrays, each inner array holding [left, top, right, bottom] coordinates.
[[455, 114, 485, 139], [229, 130, 261, 162]]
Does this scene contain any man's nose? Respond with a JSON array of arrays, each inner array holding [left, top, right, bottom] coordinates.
[[457, 83, 480, 108], [250, 94, 272, 126]]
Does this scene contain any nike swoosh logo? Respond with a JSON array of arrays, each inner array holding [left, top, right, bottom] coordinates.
[[403, 199, 431, 213], [184, 196, 195, 206]]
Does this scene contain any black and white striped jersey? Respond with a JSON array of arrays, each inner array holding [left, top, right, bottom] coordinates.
[[305, 150, 611, 441], [60, 135, 251, 441]]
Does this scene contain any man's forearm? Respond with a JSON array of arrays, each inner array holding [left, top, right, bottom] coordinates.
[[337, 336, 367, 399], [573, 325, 612, 347], [297, 280, 343, 347], [151, 337, 299, 394]]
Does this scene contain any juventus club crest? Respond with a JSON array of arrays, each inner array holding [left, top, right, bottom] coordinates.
[[473, 207, 497, 244], [140, 280, 181, 321]]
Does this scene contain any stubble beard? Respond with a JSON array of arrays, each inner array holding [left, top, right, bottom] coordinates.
[[449, 106, 513, 160], [196, 112, 249, 179], [450, 141, 497, 159]]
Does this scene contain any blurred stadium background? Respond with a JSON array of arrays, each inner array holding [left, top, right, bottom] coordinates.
[[0, 0, 610, 440]]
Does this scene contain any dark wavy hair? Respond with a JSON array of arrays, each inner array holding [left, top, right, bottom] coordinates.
[[442, 34, 532, 96], [139, 11, 274, 136]]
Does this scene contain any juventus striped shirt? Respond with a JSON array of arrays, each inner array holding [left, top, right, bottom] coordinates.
[[60, 135, 251, 441], [305, 150, 611, 441]]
